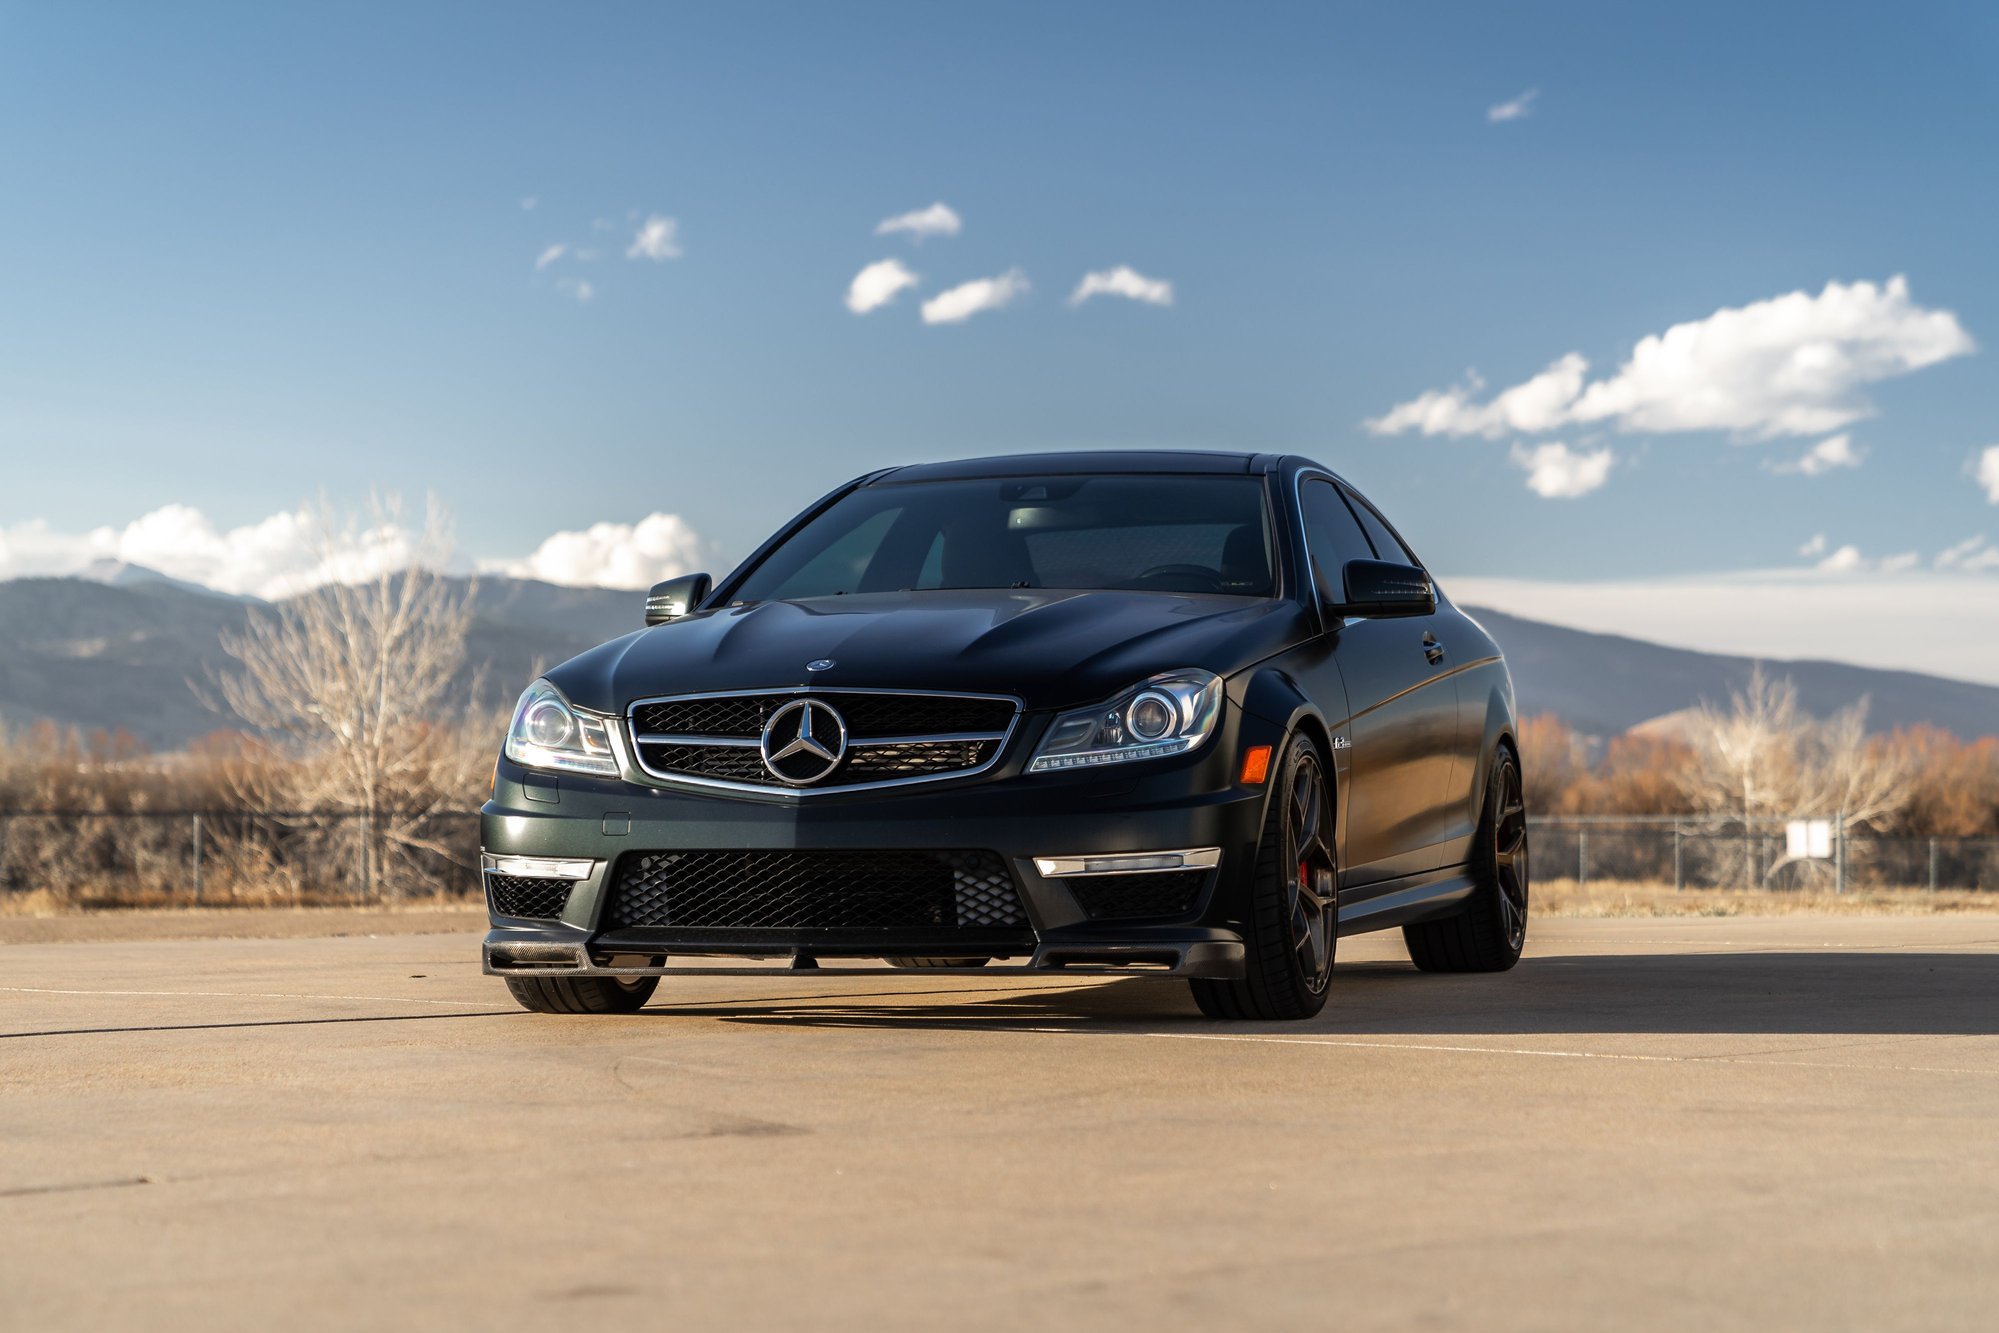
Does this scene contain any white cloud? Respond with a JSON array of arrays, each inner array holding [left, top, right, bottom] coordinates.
[[845, 258, 920, 315], [479, 513, 705, 590], [1509, 441, 1613, 498], [1767, 432, 1864, 475], [1, 505, 711, 598], [920, 268, 1028, 325], [1487, 89, 1539, 123], [556, 278, 595, 303], [626, 215, 682, 261], [534, 243, 567, 271], [0, 505, 427, 600], [1446, 571, 1999, 685], [1372, 354, 1588, 438], [1798, 533, 1828, 558], [1937, 535, 1996, 570], [519, 196, 539, 211], [1367, 277, 1975, 442], [1068, 266, 1174, 308], [874, 202, 962, 242], [1978, 445, 1999, 503], [1808, 543, 1918, 575]]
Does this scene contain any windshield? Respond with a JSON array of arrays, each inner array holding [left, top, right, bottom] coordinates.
[[730, 475, 1276, 602]]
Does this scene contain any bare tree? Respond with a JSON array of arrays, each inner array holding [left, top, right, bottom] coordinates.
[[214, 495, 477, 899], [1682, 666, 1912, 886], [1681, 667, 1802, 832]]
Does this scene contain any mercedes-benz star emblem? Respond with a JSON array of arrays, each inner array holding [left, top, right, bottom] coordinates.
[[759, 698, 849, 785]]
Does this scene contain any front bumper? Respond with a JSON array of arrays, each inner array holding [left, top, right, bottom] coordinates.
[[480, 709, 1284, 981]]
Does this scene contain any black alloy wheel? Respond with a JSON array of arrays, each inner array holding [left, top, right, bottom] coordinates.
[[1190, 735, 1338, 1020], [1403, 746, 1529, 973], [1285, 750, 1339, 993], [1491, 753, 1529, 951]]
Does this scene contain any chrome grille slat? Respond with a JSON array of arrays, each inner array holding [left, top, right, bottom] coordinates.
[[633, 733, 763, 747], [626, 688, 1021, 796]]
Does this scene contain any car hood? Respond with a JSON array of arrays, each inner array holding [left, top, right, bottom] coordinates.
[[545, 589, 1311, 715]]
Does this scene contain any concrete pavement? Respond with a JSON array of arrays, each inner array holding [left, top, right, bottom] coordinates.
[[3, 915, 1996, 1331]]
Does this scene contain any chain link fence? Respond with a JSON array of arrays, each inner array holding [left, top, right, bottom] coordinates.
[[1532, 817, 1999, 892], [4, 810, 1997, 907], [0, 810, 482, 908]]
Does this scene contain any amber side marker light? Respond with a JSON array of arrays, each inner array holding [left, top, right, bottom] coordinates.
[[1239, 745, 1273, 786]]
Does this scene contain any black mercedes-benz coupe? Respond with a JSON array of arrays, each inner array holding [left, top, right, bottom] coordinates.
[[481, 452, 1527, 1020]]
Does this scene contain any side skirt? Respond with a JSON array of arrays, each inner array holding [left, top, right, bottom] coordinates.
[[1335, 865, 1474, 937]]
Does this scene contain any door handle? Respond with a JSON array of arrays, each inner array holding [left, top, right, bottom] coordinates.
[[1423, 632, 1446, 665]]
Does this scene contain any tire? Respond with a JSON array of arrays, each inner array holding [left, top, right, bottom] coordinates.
[[1189, 734, 1338, 1021], [885, 957, 991, 969], [504, 974, 659, 1014], [1403, 745, 1529, 973]]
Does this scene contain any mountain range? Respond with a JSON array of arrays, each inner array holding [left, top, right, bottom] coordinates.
[[0, 571, 1992, 748]]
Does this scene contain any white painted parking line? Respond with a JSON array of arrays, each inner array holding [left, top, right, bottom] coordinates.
[[0, 985, 470, 1007], [1165, 1032, 1999, 1076], [1021, 1028, 1999, 1077]]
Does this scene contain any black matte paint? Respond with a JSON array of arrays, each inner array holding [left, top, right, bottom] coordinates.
[[483, 453, 1518, 975]]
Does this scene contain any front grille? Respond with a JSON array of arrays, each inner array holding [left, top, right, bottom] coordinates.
[[839, 739, 1001, 781], [603, 849, 1029, 933], [631, 693, 1015, 740], [631, 695, 772, 738], [655, 744, 771, 783], [488, 874, 574, 920], [628, 690, 1018, 792], [1065, 870, 1209, 922]]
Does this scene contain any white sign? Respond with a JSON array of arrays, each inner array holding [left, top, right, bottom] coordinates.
[[1786, 820, 1834, 860]]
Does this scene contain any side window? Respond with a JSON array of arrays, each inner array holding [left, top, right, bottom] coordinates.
[[1299, 479, 1375, 602], [757, 508, 901, 599], [1342, 487, 1419, 566], [913, 532, 945, 589]]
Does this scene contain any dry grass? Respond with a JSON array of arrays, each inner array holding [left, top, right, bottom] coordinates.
[[0, 886, 476, 918], [1537, 877, 1999, 917], [0, 902, 487, 945], [0, 887, 69, 917]]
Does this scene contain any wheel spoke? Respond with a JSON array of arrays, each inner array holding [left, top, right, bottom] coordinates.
[[1295, 791, 1322, 856]]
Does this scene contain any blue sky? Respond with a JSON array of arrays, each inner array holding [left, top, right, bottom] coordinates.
[[3, 3, 1998, 675]]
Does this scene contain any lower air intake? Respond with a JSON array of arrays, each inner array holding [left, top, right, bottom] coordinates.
[[488, 874, 574, 920], [604, 849, 1028, 933], [1064, 870, 1209, 922]]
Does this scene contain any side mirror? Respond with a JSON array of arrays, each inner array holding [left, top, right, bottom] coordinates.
[[1325, 559, 1436, 619], [644, 572, 712, 626]]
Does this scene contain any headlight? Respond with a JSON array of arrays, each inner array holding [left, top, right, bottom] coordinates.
[[1027, 670, 1223, 773], [503, 680, 618, 777]]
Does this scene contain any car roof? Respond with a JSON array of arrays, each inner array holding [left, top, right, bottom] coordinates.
[[874, 450, 1285, 484]]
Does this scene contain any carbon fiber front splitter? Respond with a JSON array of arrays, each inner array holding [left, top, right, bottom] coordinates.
[[482, 926, 1247, 979]]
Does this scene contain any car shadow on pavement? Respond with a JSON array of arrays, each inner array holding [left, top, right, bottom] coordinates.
[[652, 950, 1999, 1038]]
